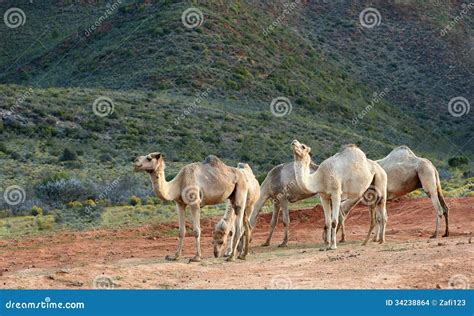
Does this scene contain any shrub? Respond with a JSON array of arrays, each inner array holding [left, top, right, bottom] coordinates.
[[84, 199, 96, 207], [448, 156, 469, 168], [31, 205, 43, 216], [67, 201, 83, 208], [130, 195, 141, 206], [37, 216, 54, 231], [35, 174, 94, 207], [59, 148, 78, 161], [145, 196, 159, 205]]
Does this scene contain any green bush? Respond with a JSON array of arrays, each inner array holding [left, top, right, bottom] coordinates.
[[448, 156, 469, 168], [31, 205, 43, 216], [130, 195, 141, 206], [59, 148, 78, 161]]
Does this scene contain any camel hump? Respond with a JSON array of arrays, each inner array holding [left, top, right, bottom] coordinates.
[[237, 162, 253, 173], [340, 143, 359, 151], [391, 145, 417, 157], [203, 155, 224, 167]]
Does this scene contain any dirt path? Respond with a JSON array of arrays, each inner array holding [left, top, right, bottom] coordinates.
[[1, 197, 473, 289]]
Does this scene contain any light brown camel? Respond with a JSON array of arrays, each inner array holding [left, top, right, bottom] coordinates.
[[213, 163, 260, 260], [249, 161, 318, 247], [337, 146, 449, 241], [291, 140, 388, 250], [133, 153, 249, 262]]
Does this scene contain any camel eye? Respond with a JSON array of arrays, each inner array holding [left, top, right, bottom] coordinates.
[[302, 145, 306, 149], [146, 156, 152, 161], [218, 241, 224, 245]]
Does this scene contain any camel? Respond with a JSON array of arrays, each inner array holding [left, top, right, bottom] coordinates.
[[248, 161, 318, 247], [213, 163, 260, 260], [291, 140, 388, 250], [337, 146, 449, 241], [133, 152, 249, 262]]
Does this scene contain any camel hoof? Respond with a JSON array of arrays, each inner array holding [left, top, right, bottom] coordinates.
[[378, 240, 385, 244], [188, 256, 201, 263], [442, 233, 449, 238], [361, 242, 367, 246], [226, 256, 236, 262], [165, 255, 179, 261], [430, 234, 437, 239], [327, 246, 337, 251], [261, 242, 270, 247], [278, 243, 288, 248], [319, 247, 327, 251], [339, 239, 346, 243], [237, 255, 247, 260]]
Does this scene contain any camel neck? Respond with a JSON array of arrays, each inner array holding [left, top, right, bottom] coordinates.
[[149, 168, 176, 201], [294, 159, 319, 194]]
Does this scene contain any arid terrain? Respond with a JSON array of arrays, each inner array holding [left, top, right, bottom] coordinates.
[[1, 197, 472, 289]]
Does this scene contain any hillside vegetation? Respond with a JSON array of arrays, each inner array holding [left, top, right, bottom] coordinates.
[[0, 0, 472, 232]]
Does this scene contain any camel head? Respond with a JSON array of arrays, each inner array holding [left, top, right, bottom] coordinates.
[[133, 152, 164, 173], [212, 219, 230, 258], [291, 140, 311, 162]]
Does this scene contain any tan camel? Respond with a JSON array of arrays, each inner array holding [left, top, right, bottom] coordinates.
[[213, 163, 260, 260], [338, 146, 449, 241], [133, 153, 249, 262], [291, 140, 388, 250], [249, 161, 318, 247]]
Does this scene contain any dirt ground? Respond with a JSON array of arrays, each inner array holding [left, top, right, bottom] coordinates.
[[0, 197, 472, 289]]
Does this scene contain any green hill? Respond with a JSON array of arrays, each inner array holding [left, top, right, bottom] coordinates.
[[0, 0, 472, 219]]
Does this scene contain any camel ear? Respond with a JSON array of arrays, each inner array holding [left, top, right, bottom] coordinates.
[[151, 152, 162, 159]]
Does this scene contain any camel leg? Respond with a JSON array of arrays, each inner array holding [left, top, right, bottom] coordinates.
[[362, 205, 376, 245], [189, 204, 202, 262], [279, 199, 290, 247], [337, 197, 361, 243], [376, 199, 388, 244], [320, 196, 332, 250], [224, 221, 235, 257], [227, 189, 247, 262], [262, 201, 280, 247], [166, 203, 186, 261], [419, 170, 445, 238], [329, 193, 341, 250], [238, 214, 252, 260]]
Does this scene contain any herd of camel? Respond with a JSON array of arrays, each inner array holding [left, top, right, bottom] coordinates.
[[133, 140, 449, 262]]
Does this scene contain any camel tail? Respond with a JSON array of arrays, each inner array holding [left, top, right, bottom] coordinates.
[[249, 178, 271, 230], [435, 170, 449, 214]]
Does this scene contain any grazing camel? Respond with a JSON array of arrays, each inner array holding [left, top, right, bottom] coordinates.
[[338, 146, 449, 241], [249, 161, 318, 247], [291, 140, 388, 250], [213, 163, 260, 260], [133, 153, 249, 262]]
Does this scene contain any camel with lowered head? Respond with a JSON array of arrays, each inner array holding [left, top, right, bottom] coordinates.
[[213, 163, 260, 260], [291, 140, 388, 250], [133, 153, 249, 262], [249, 161, 318, 247], [338, 146, 449, 241]]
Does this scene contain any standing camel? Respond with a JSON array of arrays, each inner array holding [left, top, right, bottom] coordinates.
[[213, 163, 260, 260], [133, 153, 249, 262], [338, 146, 449, 241], [249, 161, 318, 247], [291, 140, 388, 250]]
